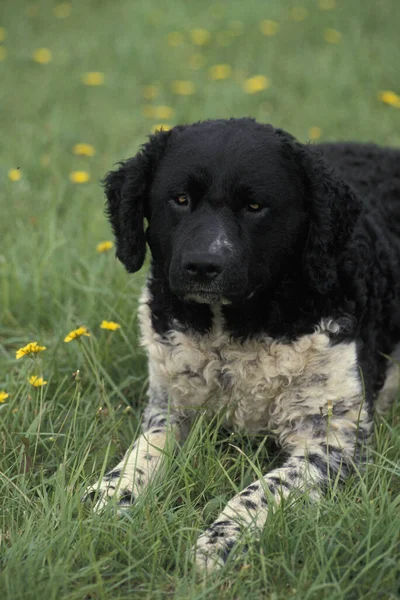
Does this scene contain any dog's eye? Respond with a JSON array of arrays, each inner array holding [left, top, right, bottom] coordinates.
[[247, 202, 262, 212], [174, 194, 189, 206]]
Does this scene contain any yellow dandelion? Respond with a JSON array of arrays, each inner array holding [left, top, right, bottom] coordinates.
[[142, 84, 159, 100], [8, 168, 21, 182], [167, 31, 184, 47], [53, 2, 71, 18], [243, 75, 269, 94], [100, 320, 121, 331], [0, 46, 7, 61], [96, 240, 113, 253], [0, 27, 7, 42], [82, 72, 104, 86], [190, 29, 211, 46], [290, 7, 308, 21], [216, 31, 234, 46], [378, 91, 400, 109], [151, 124, 171, 133], [0, 391, 9, 403], [189, 53, 206, 70], [171, 80, 195, 95], [152, 105, 175, 120], [69, 171, 90, 183], [209, 64, 232, 81], [72, 143, 96, 157], [318, 0, 335, 9], [324, 29, 341, 44], [259, 20, 280, 37], [309, 126, 322, 140], [28, 375, 47, 387], [64, 326, 90, 343], [16, 342, 47, 360], [33, 48, 52, 64]]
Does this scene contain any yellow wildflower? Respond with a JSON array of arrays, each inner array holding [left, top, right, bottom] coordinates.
[[259, 20, 280, 36], [151, 124, 171, 133], [82, 72, 104, 86], [100, 320, 121, 331], [189, 53, 206, 70], [209, 64, 232, 80], [290, 7, 308, 21], [64, 326, 91, 343], [167, 32, 184, 47], [8, 168, 21, 182], [0, 391, 9, 403], [153, 105, 175, 119], [73, 143, 96, 157], [69, 171, 90, 183], [16, 342, 47, 360], [28, 376, 47, 387], [53, 2, 71, 18], [0, 27, 7, 42], [324, 29, 341, 44], [96, 240, 113, 252], [33, 48, 52, 64], [318, 0, 335, 9], [309, 126, 322, 140], [190, 29, 211, 46], [171, 80, 195, 95], [243, 75, 269, 94], [378, 91, 400, 108], [142, 84, 159, 100], [0, 47, 7, 61]]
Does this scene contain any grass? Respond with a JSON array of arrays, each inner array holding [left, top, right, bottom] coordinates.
[[1, 0, 400, 598]]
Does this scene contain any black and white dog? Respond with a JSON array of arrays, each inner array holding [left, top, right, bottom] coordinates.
[[86, 118, 400, 570]]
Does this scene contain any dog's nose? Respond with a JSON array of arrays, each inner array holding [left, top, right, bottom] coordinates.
[[182, 253, 224, 280]]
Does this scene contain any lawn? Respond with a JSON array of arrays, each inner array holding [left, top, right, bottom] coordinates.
[[1, 0, 400, 598]]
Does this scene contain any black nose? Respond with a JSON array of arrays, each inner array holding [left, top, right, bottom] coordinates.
[[182, 252, 224, 280]]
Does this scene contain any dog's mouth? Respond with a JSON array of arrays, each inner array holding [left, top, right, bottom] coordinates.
[[183, 290, 228, 305]]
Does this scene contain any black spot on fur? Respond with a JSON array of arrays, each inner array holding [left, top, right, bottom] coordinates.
[[217, 539, 236, 564], [104, 469, 121, 480], [241, 498, 258, 511]]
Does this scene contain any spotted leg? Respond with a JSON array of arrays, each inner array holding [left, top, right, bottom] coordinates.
[[193, 401, 373, 571]]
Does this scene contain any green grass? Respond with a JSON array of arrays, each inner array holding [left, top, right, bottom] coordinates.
[[1, 0, 400, 598]]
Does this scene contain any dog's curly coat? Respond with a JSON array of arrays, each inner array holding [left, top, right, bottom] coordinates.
[[86, 119, 400, 570]]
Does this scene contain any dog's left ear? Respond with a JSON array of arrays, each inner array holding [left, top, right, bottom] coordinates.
[[103, 129, 172, 273], [297, 143, 363, 295]]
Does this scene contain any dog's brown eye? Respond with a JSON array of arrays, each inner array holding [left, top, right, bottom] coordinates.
[[175, 195, 188, 206], [247, 202, 262, 212]]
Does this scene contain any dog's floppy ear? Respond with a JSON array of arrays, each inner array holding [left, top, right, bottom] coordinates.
[[103, 129, 172, 273]]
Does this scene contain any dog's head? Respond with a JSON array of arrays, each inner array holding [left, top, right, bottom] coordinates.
[[104, 119, 361, 303]]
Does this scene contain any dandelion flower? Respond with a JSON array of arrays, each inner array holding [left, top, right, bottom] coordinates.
[[33, 48, 52, 64], [8, 168, 21, 182], [73, 143, 96, 157], [64, 326, 90, 342], [290, 7, 308, 21], [243, 75, 269, 94], [0, 27, 7, 42], [171, 80, 195, 95], [142, 84, 159, 100], [259, 20, 280, 36], [151, 105, 175, 119], [70, 171, 90, 183], [324, 29, 341, 44], [16, 342, 47, 360], [378, 91, 400, 108], [29, 375, 47, 387], [308, 126, 322, 140], [190, 29, 211, 46], [0, 47, 7, 61], [82, 72, 104, 86], [96, 240, 113, 252], [318, 0, 335, 9], [53, 2, 71, 18], [0, 391, 9, 403], [100, 320, 121, 331], [209, 64, 232, 80], [167, 31, 184, 47], [151, 124, 171, 133]]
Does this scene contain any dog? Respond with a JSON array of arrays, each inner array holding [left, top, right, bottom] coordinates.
[[85, 118, 400, 571]]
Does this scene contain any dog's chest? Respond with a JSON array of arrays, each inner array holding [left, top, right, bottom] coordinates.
[[139, 296, 360, 434]]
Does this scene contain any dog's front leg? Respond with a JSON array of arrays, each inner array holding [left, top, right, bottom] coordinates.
[[194, 404, 372, 571]]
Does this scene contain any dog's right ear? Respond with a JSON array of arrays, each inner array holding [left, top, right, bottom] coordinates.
[[103, 129, 172, 273]]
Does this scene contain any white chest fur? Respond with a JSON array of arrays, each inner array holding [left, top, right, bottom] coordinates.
[[138, 289, 362, 436]]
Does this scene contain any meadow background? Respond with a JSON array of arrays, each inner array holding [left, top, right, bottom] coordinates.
[[1, 0, 400, 598]]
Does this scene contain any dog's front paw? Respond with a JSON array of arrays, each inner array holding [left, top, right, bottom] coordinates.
[[193, 519, 243, 572], [83, 468, 138, 513]]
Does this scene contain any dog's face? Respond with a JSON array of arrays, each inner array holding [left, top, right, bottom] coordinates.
[[104, 119, 362, 301]]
